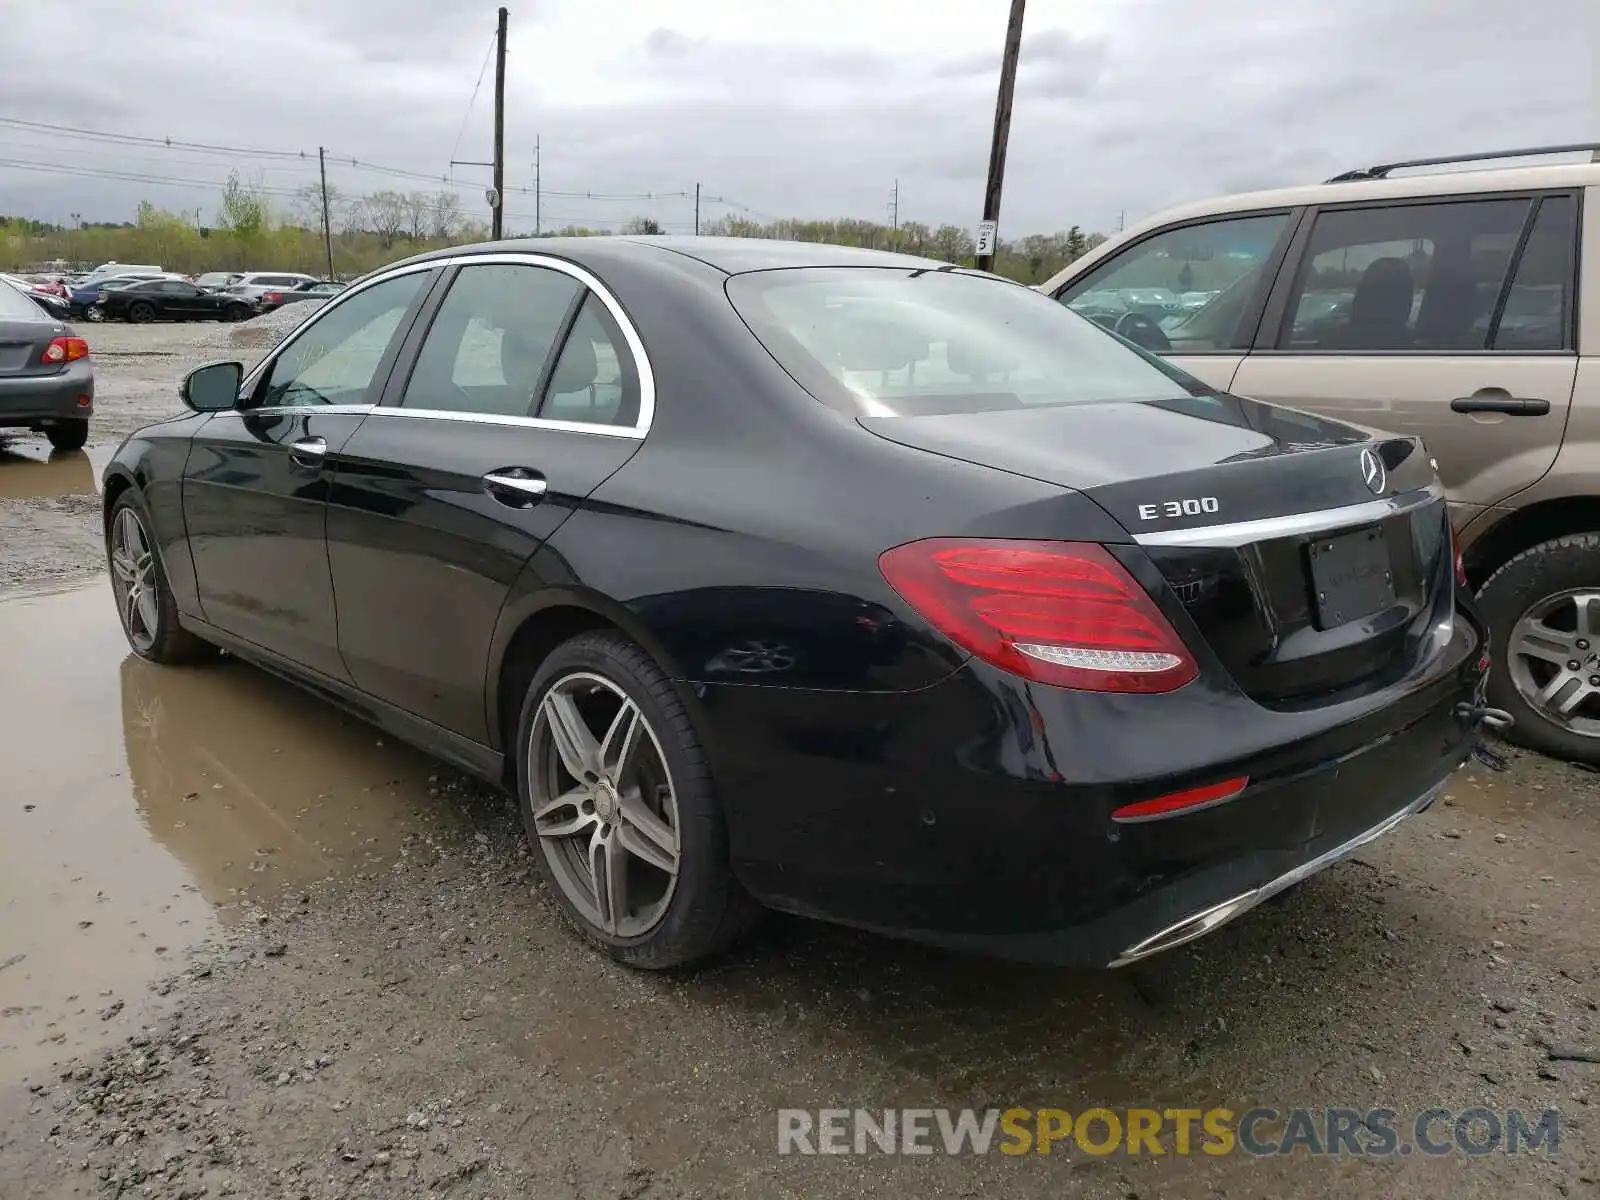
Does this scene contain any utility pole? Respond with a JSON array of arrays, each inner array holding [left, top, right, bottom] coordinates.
[[533, 135, 541, 236], [318, 146, 334, 277], [890, 179, 899, 230], [491, 5, 508, 240], [975, 0, 1026, 273], [694, 183, 701, 236], [1118, 209, 1125, 233]]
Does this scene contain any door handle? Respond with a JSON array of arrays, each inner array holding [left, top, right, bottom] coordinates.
[[1450, 393, 1551, 417], [287, 435, 327, 465], [483, 468, 548, 508]]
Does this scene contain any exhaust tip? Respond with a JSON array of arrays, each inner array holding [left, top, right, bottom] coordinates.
[[1107, 890, 1262, 968]]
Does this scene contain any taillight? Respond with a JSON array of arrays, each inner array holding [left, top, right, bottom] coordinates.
[[41, 336, 89, 365], [264, 292, 282, 303], [878, 538, 1199, 693]]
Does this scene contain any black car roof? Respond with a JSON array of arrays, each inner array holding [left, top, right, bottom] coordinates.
[[390, 235, 955, 277]]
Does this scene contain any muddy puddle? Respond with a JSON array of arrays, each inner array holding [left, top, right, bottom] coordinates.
[[0, 441, 110, 500], [0, 580, 481, 1080]]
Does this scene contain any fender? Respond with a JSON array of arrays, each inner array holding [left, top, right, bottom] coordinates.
[[482, 545, 690, 755]]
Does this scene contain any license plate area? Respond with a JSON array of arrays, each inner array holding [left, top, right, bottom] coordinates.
[[1306, 526, 1395, 630]]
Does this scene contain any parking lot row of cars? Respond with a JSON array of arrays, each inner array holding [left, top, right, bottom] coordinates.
[[3, 265, 345, 324]]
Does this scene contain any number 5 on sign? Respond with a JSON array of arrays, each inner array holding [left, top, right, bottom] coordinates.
[[975, 221, 998, 257]]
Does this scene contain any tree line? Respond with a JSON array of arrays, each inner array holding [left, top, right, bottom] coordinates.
[[0, 171, 1106, 284]]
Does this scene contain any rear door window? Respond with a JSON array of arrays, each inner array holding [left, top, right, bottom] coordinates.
[[399, 263, 581, 418], [1492, 195, 1577, 351], [1277, 198, 1532, 351], [537, 295, 641, 427]]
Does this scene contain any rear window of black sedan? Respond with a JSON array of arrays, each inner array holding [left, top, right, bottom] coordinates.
[[726, 267, 1211, 418]]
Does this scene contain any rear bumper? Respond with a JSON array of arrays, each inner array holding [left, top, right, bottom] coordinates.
[[703, 605, 1485, 966], [0, 360, 93, 425], [1106, 781, 1442, 966]]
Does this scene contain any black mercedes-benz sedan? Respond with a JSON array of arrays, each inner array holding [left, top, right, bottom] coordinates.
[[101, 237, 1498, 970]]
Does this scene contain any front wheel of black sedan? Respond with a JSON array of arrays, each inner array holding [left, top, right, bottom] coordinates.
[[106, 492, 217, 665], [517, 631, 758, 968]]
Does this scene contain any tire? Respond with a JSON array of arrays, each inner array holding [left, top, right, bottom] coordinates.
[[1477, 533, 1600, 764], [106, 490, 217, 666], [516, 630, 759, 968], [128, 302, 155, 324], [222, 304, 250, 323], [47, 420, 89, 452], [84, 305, 105, 323]]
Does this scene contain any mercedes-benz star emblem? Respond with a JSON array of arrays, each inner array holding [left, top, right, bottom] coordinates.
[[1359, 447, 1387, 496]]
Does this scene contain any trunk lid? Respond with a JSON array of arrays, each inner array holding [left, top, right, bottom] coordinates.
[[0, 318, 62, 377], [861, 394, 1453, 707]]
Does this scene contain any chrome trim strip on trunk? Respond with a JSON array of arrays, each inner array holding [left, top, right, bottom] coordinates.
[[1132, 484, 1444, 548], [1106, 777, 1448, 968]]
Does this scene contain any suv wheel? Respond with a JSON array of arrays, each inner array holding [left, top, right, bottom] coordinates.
[[516, 630, 759, 968], [1478, 533, 1600, 764]]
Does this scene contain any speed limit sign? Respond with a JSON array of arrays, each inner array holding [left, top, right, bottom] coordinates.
[[975, 220, 998, 256]]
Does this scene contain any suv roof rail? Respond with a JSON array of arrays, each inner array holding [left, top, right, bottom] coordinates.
[[1326, 142, 1600, 183]]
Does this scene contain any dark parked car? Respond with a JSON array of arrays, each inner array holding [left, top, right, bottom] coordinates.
[[98, 278, 255, 324], [257, 280, 347, 312], [101, 237, 1500, 970], [68, 276, 155, 319], [0, 277, 93, 451]]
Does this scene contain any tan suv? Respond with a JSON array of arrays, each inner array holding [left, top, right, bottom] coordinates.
[[1041, 144, 1600, 763]]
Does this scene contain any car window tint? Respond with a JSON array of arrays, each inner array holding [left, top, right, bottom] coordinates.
[[401, 263, 580, 417], [1493, 196, 1575, 352], [537, 294, 640, 427], [1280, 198, 1530, 351], [1055, 213, 1288, 353], [257, 273, 426, 408]]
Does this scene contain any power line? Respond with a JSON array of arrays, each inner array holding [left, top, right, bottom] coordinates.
[[0, 117, 307, 161], [447, 31, 497, 175]]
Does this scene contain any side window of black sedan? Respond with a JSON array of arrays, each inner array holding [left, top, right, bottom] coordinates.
[[537, 294, 641, 428], [257, 272, 426, 408], [401, 263, 580, 419]]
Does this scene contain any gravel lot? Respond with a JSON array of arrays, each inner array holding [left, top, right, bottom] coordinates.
[[0, 318, 1596, 1199]]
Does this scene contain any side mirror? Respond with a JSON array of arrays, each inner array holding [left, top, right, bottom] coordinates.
[[181, 361, 243, 412]]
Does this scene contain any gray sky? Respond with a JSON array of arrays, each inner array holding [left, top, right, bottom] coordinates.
[[2, 0, 1595, 236]]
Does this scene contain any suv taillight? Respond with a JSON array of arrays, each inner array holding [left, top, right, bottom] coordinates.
[[263, 292, 282, 303], [878, 538, 1198, 693], [41, 336, 89, 365]]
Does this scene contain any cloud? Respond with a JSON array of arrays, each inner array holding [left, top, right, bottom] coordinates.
[[0, 0, 1591, 238]]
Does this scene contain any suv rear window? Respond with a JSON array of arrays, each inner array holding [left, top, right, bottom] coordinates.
[[726, 267, 1209, 418]]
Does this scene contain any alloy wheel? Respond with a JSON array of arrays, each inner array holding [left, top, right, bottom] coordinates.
[[1507, 587, 1600, 740], [528, 672, 681, 938], [109, 507, 160, 653]]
